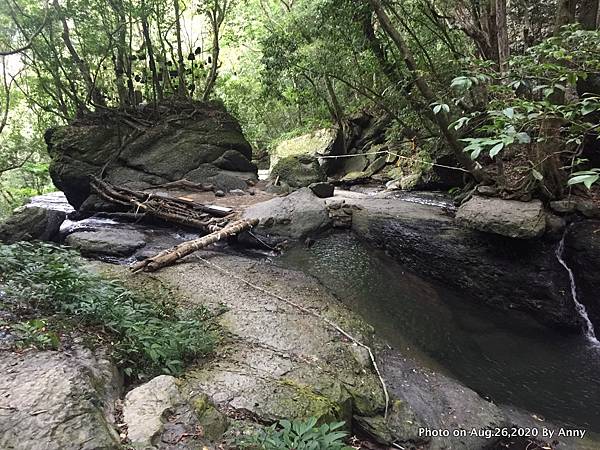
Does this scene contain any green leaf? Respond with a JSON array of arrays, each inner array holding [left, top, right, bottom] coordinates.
[[470, 148, 482, 160], [489, 142, 504, 158], [515, 132, 531, 144], [568, 173, 599, 189], [433, 104, 442, 115], [451, 76, 473, 90], [581, 102, 599, 116], [503, 108, 515, 119]]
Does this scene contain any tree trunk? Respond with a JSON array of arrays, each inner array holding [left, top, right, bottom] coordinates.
[[203, 8, 221, 101], [361, 10, 404, 87], [367, 0, 488, 182], [494, 0, 509, 73], [53, 0, 105, 106], [555, 0, 577, 33], [578, 0, 600, 29], [173, 0, 187, 97], [140, 0, 162, 102], [131, 218, 259, 273]]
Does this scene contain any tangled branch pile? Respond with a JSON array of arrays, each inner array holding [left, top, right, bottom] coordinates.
[[90, 177, 231, 233]]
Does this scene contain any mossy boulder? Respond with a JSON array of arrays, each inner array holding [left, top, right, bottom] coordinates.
[[270, 154, 326, 188], [270, 128, 338, 168], [47, 100, 257, 210]]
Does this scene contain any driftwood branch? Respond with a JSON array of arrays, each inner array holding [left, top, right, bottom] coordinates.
[[154, 179, 214, 192], [131, 218, 259, 273]]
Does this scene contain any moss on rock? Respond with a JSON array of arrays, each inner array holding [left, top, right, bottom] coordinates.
[[270, 155, 326, 188]]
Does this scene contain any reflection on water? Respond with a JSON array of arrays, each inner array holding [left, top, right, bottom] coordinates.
[[279, 232, 600, 432]]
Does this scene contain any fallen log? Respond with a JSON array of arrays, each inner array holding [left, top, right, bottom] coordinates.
[[90, 177, 230, 232], [131, 218, 259, 273]]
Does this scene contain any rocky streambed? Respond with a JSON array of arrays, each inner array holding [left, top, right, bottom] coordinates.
[[2, 187, 600, 450]]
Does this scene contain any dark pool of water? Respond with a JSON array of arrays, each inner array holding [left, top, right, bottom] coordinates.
[[279, 232, 600, 432]]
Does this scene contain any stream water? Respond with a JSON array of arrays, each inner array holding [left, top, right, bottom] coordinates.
[[279, 232, 600, 433]]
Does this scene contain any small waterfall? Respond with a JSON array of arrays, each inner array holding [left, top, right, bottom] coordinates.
[[556, 230, 600, 345]]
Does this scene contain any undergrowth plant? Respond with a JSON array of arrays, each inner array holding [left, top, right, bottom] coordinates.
[[235, 417, 352, 450], [13, 319, 60, 350], [0, 241, 216, 379]]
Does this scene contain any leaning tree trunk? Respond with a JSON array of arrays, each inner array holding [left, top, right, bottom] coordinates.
[[173, 0, 187, 97], [202, 7, 221, 101], [53, 0, 105, 106], [141, 0, 162, 102], [367, 0, 489, 183]]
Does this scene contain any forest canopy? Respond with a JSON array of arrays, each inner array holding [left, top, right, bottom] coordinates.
[[1, 0, 599, 213]]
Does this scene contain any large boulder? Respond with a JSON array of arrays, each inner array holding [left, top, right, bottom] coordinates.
[[46, 101, 257, 210], [123, 375, 183, 447], [65, 228, 147, 257], [0, 206, 66, 244], [0, 348, 121, 450], [456, 197, 546, 239], [269, 154, 326, 188], [243, 188, 331, 239]]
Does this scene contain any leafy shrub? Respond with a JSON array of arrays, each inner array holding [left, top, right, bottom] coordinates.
[[449, 26, 600, 194], [0, 242, 216, 378], [235, 417, 352, 450]]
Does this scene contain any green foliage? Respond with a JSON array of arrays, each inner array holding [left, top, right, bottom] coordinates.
[[450, 26, 600, 192], [0, 242, 216, 378], [13, 319, 60, 350], [235, 417, 352, 450], [568, 169, 600, 190]]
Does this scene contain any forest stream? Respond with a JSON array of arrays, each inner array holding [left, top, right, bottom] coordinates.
[[280, 232, 600, 434], [28, 190, 600, 437]]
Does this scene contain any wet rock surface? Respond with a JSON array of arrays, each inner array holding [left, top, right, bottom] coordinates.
[[134, 251, 591, 450], [456, 197, 546, 239], [0, 347, 121, 450], [369, 349, 508, 450], [65, 228, 147, 256], [309, 181, 335, 198], [46, 101, 257, 210], [0, 206, 66, 244], [346, 196, 581, 330], [565, 220, 600, 331]]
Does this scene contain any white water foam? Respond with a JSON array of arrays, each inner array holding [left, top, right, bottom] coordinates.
[[556, 231, 600, 346]]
